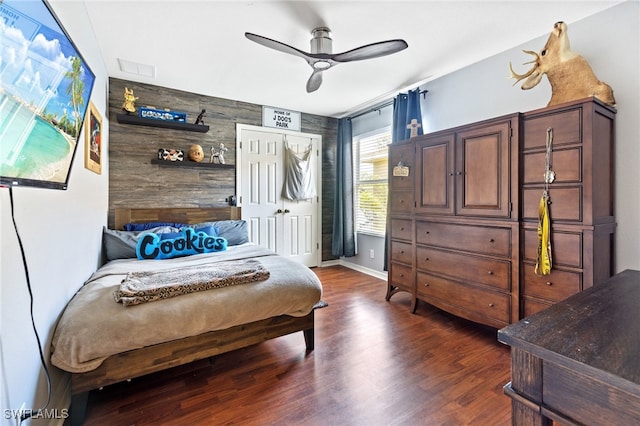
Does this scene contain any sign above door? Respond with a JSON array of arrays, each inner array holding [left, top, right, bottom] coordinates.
[[262, 106, 301, 131]]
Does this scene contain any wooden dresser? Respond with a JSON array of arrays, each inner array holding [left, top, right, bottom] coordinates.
[[387, 98, 616, 327], [498, 270, 640, 425], [519, 99, 616, 316]]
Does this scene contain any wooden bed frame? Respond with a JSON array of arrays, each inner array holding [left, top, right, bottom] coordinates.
[[68, 207, 315, 425]]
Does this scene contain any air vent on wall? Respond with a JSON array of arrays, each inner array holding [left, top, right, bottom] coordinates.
[[118, 58, 156, 78]]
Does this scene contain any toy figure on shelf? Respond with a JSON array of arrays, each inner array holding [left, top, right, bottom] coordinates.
[[122, 87, 138, 113], [188, 144, 205, 162], [194, 109, 206, 125], [209, 143, 229, 164]]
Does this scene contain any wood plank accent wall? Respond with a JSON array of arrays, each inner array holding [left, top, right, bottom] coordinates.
[[108, 77, 339, 261]]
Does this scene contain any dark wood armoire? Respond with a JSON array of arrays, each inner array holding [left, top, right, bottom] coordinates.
[[387, 97, 616, 327]]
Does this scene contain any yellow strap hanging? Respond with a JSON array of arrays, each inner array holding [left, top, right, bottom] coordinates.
[[535, 193, 552, 275], [535, 128, 554, 276]]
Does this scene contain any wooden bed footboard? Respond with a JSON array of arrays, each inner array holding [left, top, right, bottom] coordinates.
[[70, 311, 314, 425]]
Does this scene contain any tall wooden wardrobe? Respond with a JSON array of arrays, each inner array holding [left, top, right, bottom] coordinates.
[[386, 98, 616, 327]]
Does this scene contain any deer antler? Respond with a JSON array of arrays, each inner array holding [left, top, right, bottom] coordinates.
[[509, 50, 540, 86]]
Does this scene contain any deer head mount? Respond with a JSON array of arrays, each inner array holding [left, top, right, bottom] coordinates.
[[509, 21, 615, 107]]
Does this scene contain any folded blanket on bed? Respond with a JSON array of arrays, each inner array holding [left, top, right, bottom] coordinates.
[[114, 259, 269, 306]]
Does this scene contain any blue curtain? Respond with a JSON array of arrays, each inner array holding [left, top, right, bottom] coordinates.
[[385, 88, 424, 270], [392, 88, 424, 142], [331, 117, 356, 257]]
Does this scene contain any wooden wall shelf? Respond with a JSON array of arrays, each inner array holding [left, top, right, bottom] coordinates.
[[151, 159, 234, 169], [116, 113, 210, 133]]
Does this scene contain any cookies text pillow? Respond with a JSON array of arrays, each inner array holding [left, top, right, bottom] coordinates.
[[136, 227, 227, 260]]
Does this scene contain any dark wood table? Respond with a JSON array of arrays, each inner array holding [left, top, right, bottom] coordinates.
[[498, 269, 640, 425]]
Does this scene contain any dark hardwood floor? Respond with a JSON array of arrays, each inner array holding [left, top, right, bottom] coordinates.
[[80, 265, 512, 425]]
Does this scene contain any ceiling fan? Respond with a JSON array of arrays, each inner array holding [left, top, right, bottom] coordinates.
[[245, 27, 408, 93]]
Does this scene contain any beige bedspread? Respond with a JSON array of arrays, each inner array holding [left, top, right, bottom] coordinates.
[[51, 244, 322, 373]]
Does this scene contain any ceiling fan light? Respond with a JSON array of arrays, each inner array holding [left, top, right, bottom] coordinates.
[[313, 60, 331, 70]]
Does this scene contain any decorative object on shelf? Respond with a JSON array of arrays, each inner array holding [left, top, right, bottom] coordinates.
[[188, 144, 205, 162], [84, 101, 103, 174], [158, 148, 184, 162], [116, 113, 209, 132], [194, 109, 206, 125], [209, 143, 229, 164], [509, 21, 615, 107], [407, 119, 421, 138], [139, 106, 187, 122], [122, 87, 138, 113]]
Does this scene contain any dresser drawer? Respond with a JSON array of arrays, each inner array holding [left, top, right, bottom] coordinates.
[[523, 147, 582, 185], [416, 271, 510, 324], [390, 219, 413, 242], [522, 297, 552, 317], [389, 190, 413, 215], [523, 108, 581, 150], [390, 174, 413, 191], [522, 265, 582, 302], [522, 228, 582, 268], [389, 143, 414, 190], [416, 247, 510, 291], [390, 262, 413, 287], [391, 241, 413, 265], [523, 187, 582, 222], [416, 221, 510, 257]]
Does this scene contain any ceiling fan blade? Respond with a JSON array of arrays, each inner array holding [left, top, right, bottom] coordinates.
[[245, 32, 312, 62], [306, 69, 323, 93], [332, 39, 408, 63]]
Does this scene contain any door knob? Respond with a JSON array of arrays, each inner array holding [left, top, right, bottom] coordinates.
[[276, 209, 283, 214], [284, 209, 290, 213]]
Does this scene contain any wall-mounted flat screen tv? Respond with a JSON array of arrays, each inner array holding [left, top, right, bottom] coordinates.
[[0, 0, 96, 190]]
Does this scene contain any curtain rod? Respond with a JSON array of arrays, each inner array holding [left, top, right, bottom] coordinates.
[[349, 89, 428, 120]]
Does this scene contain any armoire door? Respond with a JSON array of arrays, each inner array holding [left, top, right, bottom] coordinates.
[[236, 124, 322, 267], [415, 133, 455, 215], [455, 120, 513, 218]]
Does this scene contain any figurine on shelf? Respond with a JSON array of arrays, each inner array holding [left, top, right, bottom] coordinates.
[[122, 87, 138, 114], [188, 144, 205, 162], [209, 143, 229, 164], [194, 109, 206, 125]]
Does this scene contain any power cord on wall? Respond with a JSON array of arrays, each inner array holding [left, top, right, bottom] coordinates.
[[8, 187, 51, 425]]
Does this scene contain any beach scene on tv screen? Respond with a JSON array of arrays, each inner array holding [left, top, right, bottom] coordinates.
[[0, 0, 95, 185]]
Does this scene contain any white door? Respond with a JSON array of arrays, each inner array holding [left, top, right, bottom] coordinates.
[[236, 124, 321, 267]]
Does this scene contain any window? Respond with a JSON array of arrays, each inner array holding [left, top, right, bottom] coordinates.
[[354, 128, 391, 236]]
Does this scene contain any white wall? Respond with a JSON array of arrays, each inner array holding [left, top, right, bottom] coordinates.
[[0, 1, 109, 424], [343, 1, 640, 274]]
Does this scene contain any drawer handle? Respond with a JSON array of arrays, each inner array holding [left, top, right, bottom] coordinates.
[[400, 227, 405, 231], [489, 238, 495, 243], [400, 250, 405, 254], [487, 271, 494, 275], [546, 281, 553, 286], [423, 282, 430, 287], [400, 200, 404, 203], [400, 274, 405, 278], [424, 257, 430, 261], [425, 231, 430, 234], [488, 303, 495, 308]]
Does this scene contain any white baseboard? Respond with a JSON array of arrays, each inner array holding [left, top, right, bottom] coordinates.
[[320, 259, 387, 281]]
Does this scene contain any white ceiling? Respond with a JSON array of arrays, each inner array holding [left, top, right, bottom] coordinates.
[[83, 0, 623, 118]]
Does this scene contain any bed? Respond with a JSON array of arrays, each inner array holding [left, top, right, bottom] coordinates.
[[50, 207, 322, 425]]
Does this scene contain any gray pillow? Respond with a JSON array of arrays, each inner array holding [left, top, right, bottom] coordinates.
[[103, 226, 180, 260], [191, 220, 248, 246]]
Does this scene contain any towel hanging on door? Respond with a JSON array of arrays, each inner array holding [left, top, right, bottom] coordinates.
[[535, 128, 554, 276], [282, 137, 316, 200]]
